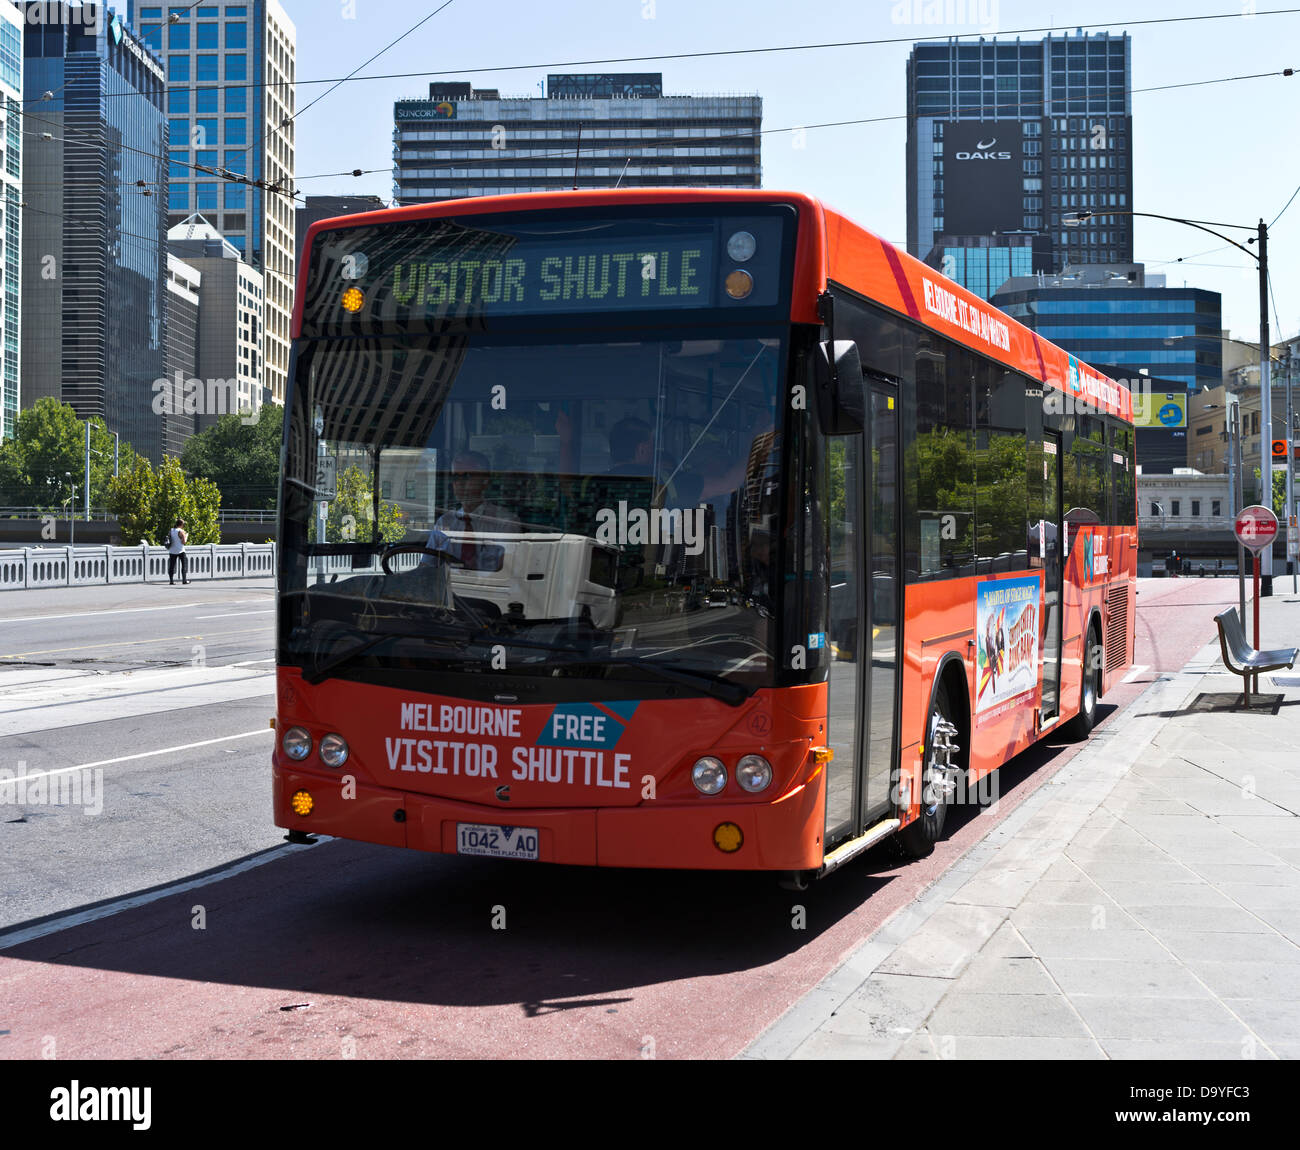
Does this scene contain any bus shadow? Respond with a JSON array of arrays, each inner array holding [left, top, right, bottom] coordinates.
[[4, 835, 903, 1010]]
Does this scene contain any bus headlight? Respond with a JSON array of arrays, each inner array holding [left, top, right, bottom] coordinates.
[[319, 733, 349, 768], [692, 757, 727, 795], [282, 726, 312, 761], [736, 754, 772, 793]]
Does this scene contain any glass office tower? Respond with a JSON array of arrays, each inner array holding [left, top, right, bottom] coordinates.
[[22, 3, 168, 462]]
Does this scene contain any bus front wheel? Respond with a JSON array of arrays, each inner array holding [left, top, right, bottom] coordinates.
[[898, 683, 961, 858]]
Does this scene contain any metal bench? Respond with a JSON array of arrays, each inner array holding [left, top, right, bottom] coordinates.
[[1214, 607, 1299, 705]]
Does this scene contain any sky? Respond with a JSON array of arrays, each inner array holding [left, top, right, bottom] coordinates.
[[284, 0, 1300, 343]]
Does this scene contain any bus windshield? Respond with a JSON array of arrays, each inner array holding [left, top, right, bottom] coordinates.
[[280, 331, 786, 696]]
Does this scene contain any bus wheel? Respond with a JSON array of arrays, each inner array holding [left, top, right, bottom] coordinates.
[[1066, 628, 1102, 741], [898, 683, 961, 858]]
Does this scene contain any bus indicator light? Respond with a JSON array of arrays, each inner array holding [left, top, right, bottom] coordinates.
[[290, 790, 314, 817], [724, 270, 753, 299], [713, 823, 744, 852], [341, 287, 365, 313]]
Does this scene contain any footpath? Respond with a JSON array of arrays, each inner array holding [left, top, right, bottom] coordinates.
[[746, 589, 1300, 1060]]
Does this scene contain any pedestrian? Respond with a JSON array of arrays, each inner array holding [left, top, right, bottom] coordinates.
[[167, 518, 189, 585]]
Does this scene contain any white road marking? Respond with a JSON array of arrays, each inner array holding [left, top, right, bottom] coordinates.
[[0, 603, 202, 623], [195, 610, 274, 620], [1121, 664, 1150, 683], [0, 842, 318, 951], [10, 728, 274, 783]]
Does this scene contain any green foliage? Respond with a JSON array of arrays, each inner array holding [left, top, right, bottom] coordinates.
[[308, 464, 405, 543], [180, 405, 283, 510], [0, 398, 141, 509], [106, 458, 157, 544], [107, 456, 222, 545]]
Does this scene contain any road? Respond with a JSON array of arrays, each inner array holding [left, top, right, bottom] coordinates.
[[0, 575, 1243, 1059]]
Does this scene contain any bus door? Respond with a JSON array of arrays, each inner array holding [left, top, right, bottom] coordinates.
[[1041, 432, 1064, 719], [824, 381, 900, 844]]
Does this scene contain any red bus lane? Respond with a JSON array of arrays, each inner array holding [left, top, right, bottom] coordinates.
[[0, 579, 1239, 1059]]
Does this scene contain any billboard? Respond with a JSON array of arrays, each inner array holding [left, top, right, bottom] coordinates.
[[942, 120, 1029, 236], [1132, 391, 1187, 429]]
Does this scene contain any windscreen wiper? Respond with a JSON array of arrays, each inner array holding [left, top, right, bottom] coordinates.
[[546, 655, 752, 707]]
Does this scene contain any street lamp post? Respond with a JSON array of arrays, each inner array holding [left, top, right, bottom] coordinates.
[[64, 472, 75, 547], [1065, 208, 1274, 591]]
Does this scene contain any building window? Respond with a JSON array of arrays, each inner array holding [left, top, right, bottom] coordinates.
[[168, 89, 189, 113], [1212, 499, 1221, 517], [196, 88, 218, 113], [225, 119, 247, 145], [197, 55, 218, 82], [168, 186, 189, 211], [225, 87, 247, 113], [1191, 500, 1200, 516], [168, 56, 190, 82], [197, 22, 218, 49], [169, 23, 190, 49], [1171, 500, 1180, 516], [226, 23, 248, 49], [225, 54, 248, 82]]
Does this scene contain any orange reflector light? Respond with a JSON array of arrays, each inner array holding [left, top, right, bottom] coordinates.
[[341, 287, 365, 313], [812, 746, 834, 764], [290, 790, 314, 816], [723, 270, 753, 299], [713, 822, 744, 853]]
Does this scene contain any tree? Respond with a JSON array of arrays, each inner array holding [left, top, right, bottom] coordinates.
[[0, 398, 141, 509], [180, 405, 282, 510], [308, 465, 405, 543], [107, 456, 222, 545]]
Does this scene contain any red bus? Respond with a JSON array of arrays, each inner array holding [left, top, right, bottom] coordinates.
[[275, 189, 1136, 883]]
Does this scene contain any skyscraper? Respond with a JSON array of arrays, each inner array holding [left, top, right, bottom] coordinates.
[[0, 3, 22, 441], [906, 31, 1132, 294], [393, 74, 761, 203], [21, 2, 168, 462], [131, 0, 294, 405], [991, 263, 1221, 473]]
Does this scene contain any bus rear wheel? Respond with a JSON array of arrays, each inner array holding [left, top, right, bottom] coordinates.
[[1066, 627, 1103, 741], [898, 683, 962, 858]]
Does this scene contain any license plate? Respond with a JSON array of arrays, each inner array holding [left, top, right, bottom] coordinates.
[[456, 822, 539, 860]]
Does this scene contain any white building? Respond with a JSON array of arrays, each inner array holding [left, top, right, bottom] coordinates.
[[168, 215, 265, 429]]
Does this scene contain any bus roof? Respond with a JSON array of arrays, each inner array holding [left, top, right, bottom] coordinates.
[[297, 188, 1131, 422]]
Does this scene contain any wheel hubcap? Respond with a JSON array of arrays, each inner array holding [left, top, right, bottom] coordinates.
[[922, 714, 961, 810]]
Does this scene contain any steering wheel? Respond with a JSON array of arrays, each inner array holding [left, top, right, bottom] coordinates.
[[380, 543, 464, 575]]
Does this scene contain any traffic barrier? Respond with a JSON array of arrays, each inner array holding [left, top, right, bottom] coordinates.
[[0, 544, 278, 590]]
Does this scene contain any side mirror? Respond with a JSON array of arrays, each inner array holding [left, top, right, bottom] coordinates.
[[814, 340, 865, 435]]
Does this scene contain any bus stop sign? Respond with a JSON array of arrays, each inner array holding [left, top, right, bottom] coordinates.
[[1234, 505, 1278, 553]]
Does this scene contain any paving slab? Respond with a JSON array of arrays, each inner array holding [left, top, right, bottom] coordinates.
[[744, 591, 1300, 1062]]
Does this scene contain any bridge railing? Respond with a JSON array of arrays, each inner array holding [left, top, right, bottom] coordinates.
[[0, 544, 278, 591]]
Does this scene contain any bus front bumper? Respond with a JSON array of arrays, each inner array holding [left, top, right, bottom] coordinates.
[[273, 765, 824, 871]]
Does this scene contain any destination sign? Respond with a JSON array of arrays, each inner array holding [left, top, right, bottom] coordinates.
[[301, 210, 790, 333], [390, 238, 711, 312]]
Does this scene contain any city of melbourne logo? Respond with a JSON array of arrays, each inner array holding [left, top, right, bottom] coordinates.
[[1084, 533, 1094, 582]]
